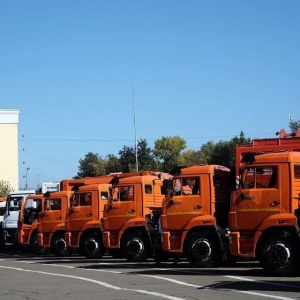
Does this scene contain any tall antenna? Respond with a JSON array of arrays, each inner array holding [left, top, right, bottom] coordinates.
[[132, 84, 138, 171]]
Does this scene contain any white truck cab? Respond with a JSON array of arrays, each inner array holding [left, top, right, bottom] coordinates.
[[0, 201, 6, 223], [0, 190, 36, 249]]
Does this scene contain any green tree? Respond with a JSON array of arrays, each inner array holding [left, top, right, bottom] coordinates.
[[153, 136, 187, 172], [118, 139, 156, 172], [118, 145, 136, 173], [209, 140, 232, 167], [209, 131, 251, 169], [178, 149, 207, 166], [137, 139, 157, 171], [199, 141, 216, 164], [105, 154, 122, 174], [0, 180, 13, 197], [77, 152, 106, 178]]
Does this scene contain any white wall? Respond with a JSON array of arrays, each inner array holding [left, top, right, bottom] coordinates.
[[0, 109, 20, 190]]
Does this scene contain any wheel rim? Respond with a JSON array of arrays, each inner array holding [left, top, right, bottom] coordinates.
[[56, 239, 67, 252], [85, 238, 99, 255], [192, 238, 212, 261], [267, 242, 291, 268], [127, 238, 144, 258]]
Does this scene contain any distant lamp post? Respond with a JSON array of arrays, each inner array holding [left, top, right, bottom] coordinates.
[[37, 174, 43, 190], [25, 167, 30, 189]]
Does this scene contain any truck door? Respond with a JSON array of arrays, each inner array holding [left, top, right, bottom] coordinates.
[[105, 185, 137, 231], [235, 166, 280, 230], [165, 177, 201, 231], [68, 192, 97, 233], [39, 197, 64, 234]]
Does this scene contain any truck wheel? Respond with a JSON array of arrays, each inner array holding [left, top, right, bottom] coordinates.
[[185, 232, 220, 267], [83, 233, 103, 259], [259, 236, 297, 276], [122, 232, 149, 262], [51, 233, 70, 257], [31, 233, 49, 255]]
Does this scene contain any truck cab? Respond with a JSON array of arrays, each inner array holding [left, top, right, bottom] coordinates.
[[17, 194, 48, 254], [102, 173, 166, 262], [0, 190, 36, 250], [65, 183, 110, 258], [64, 172, 152, 258], [229, 151, 300, 276], [37, 190, 72, 256], [160, 165, 232, 267], [0, 200, 6, 223]]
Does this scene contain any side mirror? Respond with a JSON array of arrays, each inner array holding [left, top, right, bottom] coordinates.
[[45, 199, 51, 211]]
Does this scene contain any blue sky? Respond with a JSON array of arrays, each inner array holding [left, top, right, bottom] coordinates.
[[1, 1, 299, 189]]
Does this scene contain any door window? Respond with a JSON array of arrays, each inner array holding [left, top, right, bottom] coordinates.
[[243, 166, 277, 189]]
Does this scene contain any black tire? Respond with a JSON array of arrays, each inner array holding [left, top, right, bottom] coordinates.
[[51, 233, 70, 257], [259, 236, 298, 276], [82, 232, 103, 259], [31, 233, 50, 255], [185, 232, 221, 267], [122, 232, 149, 262]]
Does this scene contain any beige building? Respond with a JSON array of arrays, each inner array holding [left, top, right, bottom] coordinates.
[[0, 109, 20, 190]]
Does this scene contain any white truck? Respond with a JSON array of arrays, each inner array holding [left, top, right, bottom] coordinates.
[[0, 200, 6, 223], [41, 182, 60, 193], [0, 190, 36, 251]]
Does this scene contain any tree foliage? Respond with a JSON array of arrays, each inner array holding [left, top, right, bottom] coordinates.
[[153, 136, 187, 172], [77, 152, 106, 178], [76, 131, 251, 178], [105, 154, 122, 174], [137, 139, 157, 171], [118, 145, 136, 173], [178, 149, 207, 166], [119, 139, 157, 172], [208, 131, 251, 169], [0, 180, 13, 197]]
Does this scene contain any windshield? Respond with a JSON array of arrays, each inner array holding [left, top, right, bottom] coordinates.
[[7, 196, 23, 211], [23, 198, 42, 224], [25, 198, 42, 211]]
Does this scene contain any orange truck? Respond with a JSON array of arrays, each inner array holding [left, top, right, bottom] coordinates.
[[102, 172, 168, 262], [65, 171, 157, 259], [38, 175, 124, 258], [228, 151, 300, 276], [16, 179, 87, 255], [235, 128, 300, 176], [159, 165, 232, 266], [17, 194, 49, 254], [65, 182, 111, 258], [159, 129, 300, 275], [36, 178, 98, 256], [37, 189, 74, 256]]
